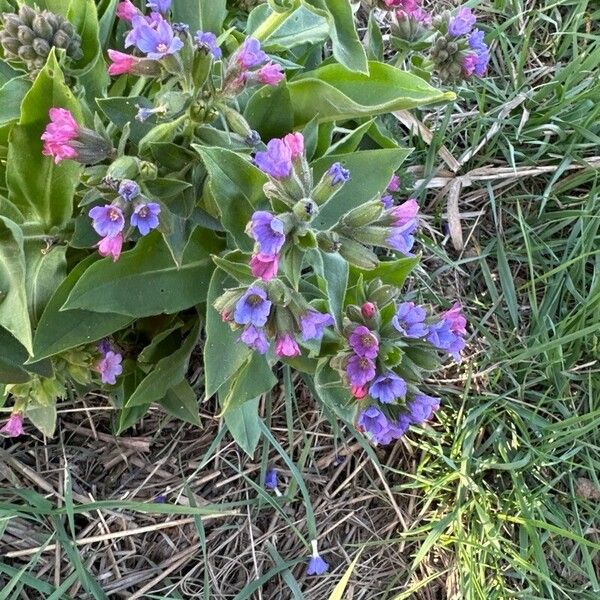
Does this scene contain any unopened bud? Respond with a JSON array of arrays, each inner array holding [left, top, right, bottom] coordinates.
[[32, 14, 53, 39], [368, 284, 400, 308], [337, 237, 379, 270], [18, 44, 35, 60], [316, 231, 341, 253], [292, 198, 317, 222], [361, 302, 376, 319], [17, 25, 34, 44], [32, 37, 50, 57], [341, 200, 383, 228], [52, 29, 69, 48]]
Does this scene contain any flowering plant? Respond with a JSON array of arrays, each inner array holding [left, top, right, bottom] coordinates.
[[0, 0, 470, 457]]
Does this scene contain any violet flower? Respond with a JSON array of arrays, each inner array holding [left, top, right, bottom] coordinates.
[[236, 37, 267, 69], [306, 540, 329, 576], [131, 202, 161, 236], [346, 355, 376, 387], [89, 205, 125, 238], [118, 179, 140, 202], [369, 372, 407, 404], [392, 302, 428, 338], [195, 31, 222, 59], [0, 413, 24, 438], [131, 16, 183, 59], [234, 287, 272, 327], [348, 325, 379, 359], [254, 139, 293, 179], [407, 394, 441, 424], [98, 350, 123, 385], [239, 325, 270, 354], [449, 7, 476, 37], [248, 211, 286, 255], [299, 311, 334, 341]]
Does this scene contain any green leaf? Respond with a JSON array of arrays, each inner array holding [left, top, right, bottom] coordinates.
[[67, 0, 101, 75], [0, 76, 31, 127], [245, 83, 294, 140], [204, 269, 251, 397], [305, 0, 369, 74], [125, 320, 200, 408], [6, 51, 82, 230], [63, 228, 223, 317], [212, 252, 255, 284], [316, 251, 348, 329], [312, 360, 355, 422], [350, 255, 420, 288], [0, 327, 33, 384], [327, 548, 364, 600], [25, 242, 66, 326], [218, 352, 276, 414], [193, 145, 267, 251], [287, 61, 455, 126], [312, 148, 412, 228], [0, 217, 33, 355], [26, 403, 57, 438], [97, 96, 154, 144], [365, 12, 384, 61], [171, 0, 227, 33], [159, 380, 201, 426], [223, 397, 261, 457], [32, 255, 133, 361]]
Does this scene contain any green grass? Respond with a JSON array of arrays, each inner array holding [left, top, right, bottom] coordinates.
[[1, 0, 599, 598]]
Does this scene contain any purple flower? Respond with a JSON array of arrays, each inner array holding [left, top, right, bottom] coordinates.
[[407, 394, 440, 424], [0, 413, 24, 437], [348, 325, 379, 359], [118, 179, 140, 202], [89, 205, 125, 238], [386, 199, 419, 255], [388, 174, 400, 192], [236, 37, 267, 69], [248, 211, 285, 255], [375, 414, 412, 444], [254, 139, 293, 179], [195, 31, 222, 59], [328, 162, 350, 185], [357, 406, 389, 437], [146, 0, 171, 13], [250, 253, 279, 281], [388, 222, 417, 255], [131, 202, 161, 235], [98, 350, 123, 385], [132, 17, 183, 59], [275, 333, 301, 357], [239, 325, 270, 354], [258, 62, 284, 86], [390, 199, 419, 228], [369, 372, 407, 404], [346, 354, 376, 387], [448, 7, 476, 37], [265, 469, 278, 490], [116, 1, 140, 22], [427, 304, 466, 361], [307, 554, 329, 576], [234, 287, 272, 327], [462, 54, 477, 77], [392, 302, 428, 338], [299, 311, 334, 341], [381, 194, 394, 209], [468, 29, 490, 76]]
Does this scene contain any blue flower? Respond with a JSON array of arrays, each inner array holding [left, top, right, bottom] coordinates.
[[392, 302, 428, 338], [133, 16, 183, 59], [407, 394, 440, 424], [265, 469, 278, 490], [234, 287, 272, 327], [118, 179, 140, 202], [89, 204, 125, 238], [299, 310, 335, 341], [328, 162, 350, 185], [248, 211, 285, 255], [146, 0, 171, 13], [307, 540, 329, 576], [369, 372, 407, 404], [195, 31, 222, 59], [131, 202, 161, 235]]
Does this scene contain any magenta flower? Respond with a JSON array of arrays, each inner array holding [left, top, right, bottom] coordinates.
[[346, 354, 376, 387], [390, 199, 419, 227], [449, 7, 476, 37], [254, 138, 293, 179], [107, 49, 138, 76], [361, 302, 376, 319], [352, 384, 368, 399], [275, 333, 301, 357], [89, 205, 125, 238], [258, 62, 284, 85], [387, 174, 400, 192], [116, 0, 140, 21], [236, 37, 267, 69], [250, 253, 279, 281], [234, 287, 272, 327], [0, 413, 24, 437], [131, 202, 161, 235], [131, 16, 183, 59], [299, 310, 334, 341], [407, 394, 440, 424], [348, 325, 379, 359], [462, 54, 477, 77], [97, 232, 123, 262], [392, 302, 428, 338], [239, 325, 270, 354], [98, 350, 123, 385], [248, 211, 285, 255], [283, 132, 304, 159], [369, 372, 407, 404], [41, 108, 79, 164]]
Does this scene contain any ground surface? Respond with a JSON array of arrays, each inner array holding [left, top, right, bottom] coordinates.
[[1, 0, 600, 598]]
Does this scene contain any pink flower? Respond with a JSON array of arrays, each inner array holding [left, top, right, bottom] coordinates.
[[387, 174, 400, 192], [107, 49, 137, 76], [275, 333, 301, 357], [283, 132, 304, 159], [443, 302, 467, 335], [462, 54, 477, 77], [116, 0, 140, 21], [257, 62, 284, 86], [352, 384, 368, 399], [41, 108, 79, 164], [361, 302, 376, 319], [250, 253, 279, 281], [0, 413, 24, 437], [390, 198, 419, 227], [97, 232, 123, 261]]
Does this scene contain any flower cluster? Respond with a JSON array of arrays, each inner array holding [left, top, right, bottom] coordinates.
[[88, 177, 160, 261], [331, 284, 467, 445], [218, 284, 334, 357]]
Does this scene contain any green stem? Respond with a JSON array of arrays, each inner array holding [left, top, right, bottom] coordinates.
[[252, 1, 300, 41]]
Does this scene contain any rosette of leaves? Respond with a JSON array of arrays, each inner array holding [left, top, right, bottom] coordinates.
[[0, 4, 82, 75]]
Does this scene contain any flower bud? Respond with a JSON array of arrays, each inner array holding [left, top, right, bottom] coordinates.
[[2, 14, 20, 36], [32, 14, 53, 39], [32, 37, 50, 57], [292, 198, 318, 222], [340, 200, 384, 228], [18, 44, 36, 60], [52, 29, 70, 48], [316, 231, 341, 253], [368, 284, 400, 308], [361, 302, 377, 319], [106, 156, 140, 181], [312, 162, 351, 206], [17, 25, 34, 44], [337, 237, 379, 270]]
